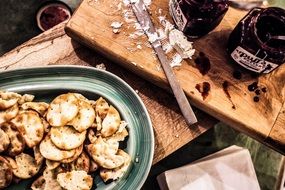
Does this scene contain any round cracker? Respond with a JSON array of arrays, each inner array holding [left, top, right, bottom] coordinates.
[[57, 170, 93, 190], [50, 126, 86, 150], [106, 128, 128, 142], [46, 160, 61, 170], [61, 144, 83, 164], [31, 175, 46, 190], [1, 122, 25, 156], [89, 160, 99, 173], [100, 149, 131, 182], [71, 151, 90, 173], [43, 169, 63, 190], [0, 103, 19, 124], [17, 94, 35, 105], [13, 153, 42, 179], [86, 137, 124, 169], [46, 93, 79, 127], [39, 134, 76, 161], [33, 145, 44, 165], [0, 91, 21, 110], [11, 111, 44, 148], [21, 102, 49, 116], [71, 93, 89, 102], [87, 128, 97, 144], [0, 156, 13, 189], [3, 156, 17, 169], [41, 118, 50, 133], [0, 128, 10, 153], [67, 100, 95, 132], [95, 97, 109, 119], [101, 106, 121, 137]]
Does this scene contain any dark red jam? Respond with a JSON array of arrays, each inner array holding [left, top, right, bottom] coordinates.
[[194, 52, 211, 75], [195, 82, 211, 100], [227, 7, 285, 74], [169, 0, 229, 38], [38, 3, 71, 31]]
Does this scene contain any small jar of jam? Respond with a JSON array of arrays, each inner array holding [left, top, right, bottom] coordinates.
[[227, 7, 285, 74], [169, 0, 229, 38]]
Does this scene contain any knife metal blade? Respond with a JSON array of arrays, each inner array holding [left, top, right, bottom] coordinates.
[[131, 0, 198, 126]]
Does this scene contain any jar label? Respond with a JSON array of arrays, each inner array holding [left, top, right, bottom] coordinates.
[[169, 0, 187, 31], [231, 46, 279, 73]]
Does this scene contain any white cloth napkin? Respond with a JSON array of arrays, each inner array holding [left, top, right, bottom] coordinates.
[[157, 145, 260, 190]]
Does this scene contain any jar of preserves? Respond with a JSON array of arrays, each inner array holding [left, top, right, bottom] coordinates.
[[227, 7, 285, 74], [169, 0, 229, 38]]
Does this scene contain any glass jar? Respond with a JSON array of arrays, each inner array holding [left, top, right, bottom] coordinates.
[[169, 0, 229, 38], [227, 7, 285, 74]]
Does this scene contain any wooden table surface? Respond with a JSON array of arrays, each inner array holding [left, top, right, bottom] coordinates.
[[0, 22, 218, 164]]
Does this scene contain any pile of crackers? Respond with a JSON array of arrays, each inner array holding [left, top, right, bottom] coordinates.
[[0, 91, 130, 190]]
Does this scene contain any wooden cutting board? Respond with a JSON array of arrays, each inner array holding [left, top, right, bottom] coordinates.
[[65, 0, 285, 154]]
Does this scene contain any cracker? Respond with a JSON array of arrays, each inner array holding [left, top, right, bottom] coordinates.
[[18, 94, 35, 105], [13, 153, 42, 179], [21, 102, 49, 116], [100, 149, 131, 182], [87, 128, 97, 144], [39, 134, 75, 161], [33, 145, 44, 165], [46, 159, 61, 170], [71, 151, 90, 173], [46, 93, 79, 127], [0, 156, 13, 189], [51, 126, 86, 150], [106, 128, 128, 142], [11, 111, 44, 148], [31, 175, 46, 190], [86, 137, 124, 169], [41, 118, 50, 133], [57, 170, 93, 190], [0, 91, 21, 110], [43, 169, 63, 190], [101, 105, 121, 137], [67, 100, 95, 132], [0, 103, 19, 124], [89, 160, 99, 173], [95, 97, 109, 119], [0, 128, 10, 153], [61, 144, 83, 164], [1, 122, 25, 156], [3, 156, 17, 169], [95, 115, 102, 131], [72, 93, 89, 102]]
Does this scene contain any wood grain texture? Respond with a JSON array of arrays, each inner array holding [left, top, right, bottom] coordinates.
[[0, 23, 217, 164], [65, 0, 285, 154]]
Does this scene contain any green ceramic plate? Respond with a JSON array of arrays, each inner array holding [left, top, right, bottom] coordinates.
[[0, 66, 154, 190]]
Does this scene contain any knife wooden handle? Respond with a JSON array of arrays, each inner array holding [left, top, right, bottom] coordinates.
[[155, 46, 198, 126]]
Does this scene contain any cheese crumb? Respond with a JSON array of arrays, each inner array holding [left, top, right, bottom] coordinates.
[[170, 53, 183, 68], [111, 21, 123, 29], [113, 29, 120, 34], [95, 63, 106, 70], [146, 32, 159, 43]]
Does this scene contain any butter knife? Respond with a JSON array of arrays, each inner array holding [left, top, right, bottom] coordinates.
[[131, 0, 198, 125]]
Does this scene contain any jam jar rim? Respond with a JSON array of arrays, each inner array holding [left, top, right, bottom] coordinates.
[[252, 7, 285, 54]]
